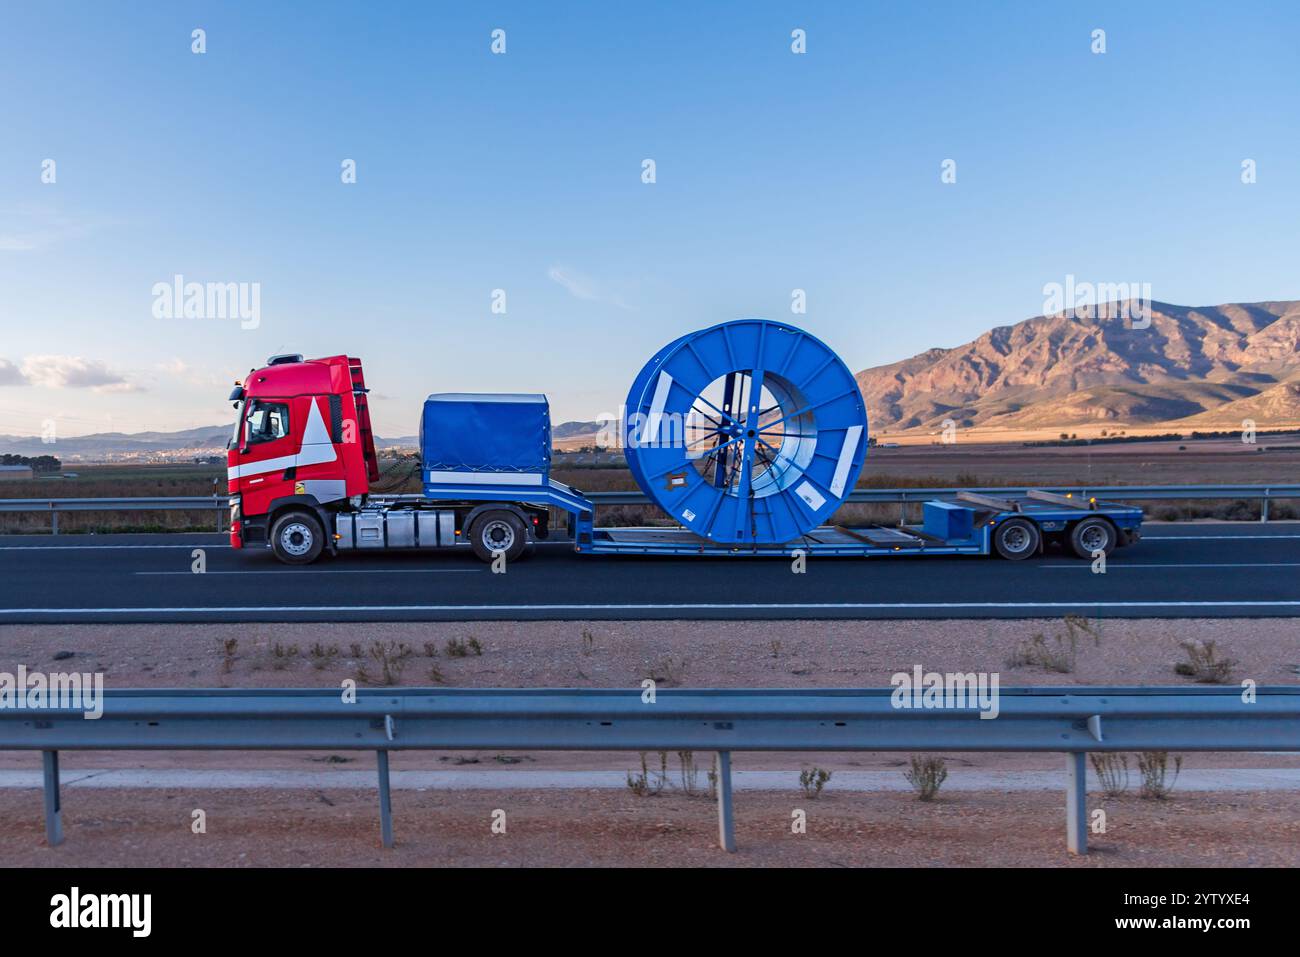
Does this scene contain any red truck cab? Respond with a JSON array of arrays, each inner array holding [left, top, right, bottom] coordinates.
[[227, 354, 379, 557]]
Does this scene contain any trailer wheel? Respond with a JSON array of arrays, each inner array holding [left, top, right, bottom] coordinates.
[[469, 510, 527, 563], [993, 517, 1040, 560], [1069, 517, 1116, 560], [270, 511, 325, 565]]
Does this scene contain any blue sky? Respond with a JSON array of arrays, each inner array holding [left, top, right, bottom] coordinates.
[[1, 1, 1297, 437]]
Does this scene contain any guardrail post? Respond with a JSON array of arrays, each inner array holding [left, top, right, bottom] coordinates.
[[42, 750, 64, 846], [1261, 493, 1270, 523], [50, 504, 58, 536], [715, 750, 735, 852], [376, 749, 394, 848], [1065, 751, 1087, 855]]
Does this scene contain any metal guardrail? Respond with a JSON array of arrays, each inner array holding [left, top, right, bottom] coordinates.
[[6, 686, 1296, 854], [0, 496, 228, 534], [0, 485, 1297, 533]]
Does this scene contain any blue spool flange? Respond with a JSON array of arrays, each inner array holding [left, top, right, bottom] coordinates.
[[624, 319, 868, 545]]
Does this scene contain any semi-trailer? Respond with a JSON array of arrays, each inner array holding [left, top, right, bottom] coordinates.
[[225, 319, 1143, 565]]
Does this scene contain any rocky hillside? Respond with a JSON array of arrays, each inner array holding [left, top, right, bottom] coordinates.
[[855, 300, 1300, 430]]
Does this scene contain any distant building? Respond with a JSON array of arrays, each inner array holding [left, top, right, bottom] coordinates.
[[0, 465, 34, 480]]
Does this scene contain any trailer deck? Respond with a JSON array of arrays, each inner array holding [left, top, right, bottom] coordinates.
[[398, 476, 1144, 560], [581, 524, 987, 557], [569, 492, 1143, 559]]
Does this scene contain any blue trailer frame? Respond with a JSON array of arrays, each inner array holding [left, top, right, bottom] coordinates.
[[418, 474, 1144, 559]]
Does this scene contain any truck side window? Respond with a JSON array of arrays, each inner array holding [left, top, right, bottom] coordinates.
[[245, 400, 290, 445]]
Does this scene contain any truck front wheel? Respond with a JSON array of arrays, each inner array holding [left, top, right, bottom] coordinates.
[[469, 510, 528, 563], [270, 511, 325, 565]]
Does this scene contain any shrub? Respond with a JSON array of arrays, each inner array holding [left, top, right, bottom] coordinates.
[[1137, 751, 1183, 799], [626, 752, 668, 796], [799, 767, 832, 799], [357, 640, 412, 685], [1174, 640, 1237, 684], [1006, 615, 1100, 673], [1089, 753, 1130, 797], [904, 756, 948, 801]]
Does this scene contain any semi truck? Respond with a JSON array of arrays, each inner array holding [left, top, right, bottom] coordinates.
[[225, 330, 1143, 566]]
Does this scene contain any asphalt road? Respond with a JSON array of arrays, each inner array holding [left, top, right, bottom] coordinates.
[[0, 524, 1298, 622]]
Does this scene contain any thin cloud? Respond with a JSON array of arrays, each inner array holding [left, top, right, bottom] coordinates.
[[547, 265, 632, 310], [0, 204, 99, 253], [547, 265, 599, 301], [20, 355, 143, 393]]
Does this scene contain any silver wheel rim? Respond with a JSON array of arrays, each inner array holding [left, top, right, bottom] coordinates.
[[482, 520, 515, 553], [279, 521, 314, 557], [1080, 524, 1108, 552], [1001, 524, 1031, 554]]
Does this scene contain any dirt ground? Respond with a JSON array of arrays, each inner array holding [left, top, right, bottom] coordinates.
[[1, 618, 1295, 866], [1, 617, 1293, 691], [4, 787, 1296, 867], [1, 617, 1295, 778]]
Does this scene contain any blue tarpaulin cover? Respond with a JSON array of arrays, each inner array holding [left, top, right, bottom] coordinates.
[[420, 393, 551, 476]]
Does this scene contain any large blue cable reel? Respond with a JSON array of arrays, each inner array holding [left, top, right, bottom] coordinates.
[[624, 319, 868, 545]]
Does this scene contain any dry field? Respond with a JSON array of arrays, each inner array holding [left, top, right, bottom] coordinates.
[[4, 787, 1294, 868], [0, 618, 1295, 866], [3, 617, 1295, 691]]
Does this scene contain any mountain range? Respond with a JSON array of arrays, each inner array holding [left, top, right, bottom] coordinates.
[[855, 299, 1300, 432], [4, 299, 1297, 459]]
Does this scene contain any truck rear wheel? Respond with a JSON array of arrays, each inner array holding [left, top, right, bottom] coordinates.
[[271, 511, 325, 565], [1069, 517, 1116, 560], [993, 517, 1040, 561], [469, 510, 528, 563]]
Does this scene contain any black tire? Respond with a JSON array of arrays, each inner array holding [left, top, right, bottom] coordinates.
[[1069, 516, 1117, 560], [469, 509, 528, 563], [993, 517, 1041, 561], [270, 511, 325, 565]]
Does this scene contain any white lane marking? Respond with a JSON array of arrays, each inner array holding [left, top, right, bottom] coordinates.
[[7, 600, 1300, 614], [0, 544, 230, 550], [135, 568, 480, 576], [0, 542, 572, 551], [0, 531, 1291, 553], [1043, 562, 1300, 569], [1140, 534, 1300, 540]]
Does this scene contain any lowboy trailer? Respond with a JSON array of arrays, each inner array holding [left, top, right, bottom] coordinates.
[[224, 322, 1143, 565]]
